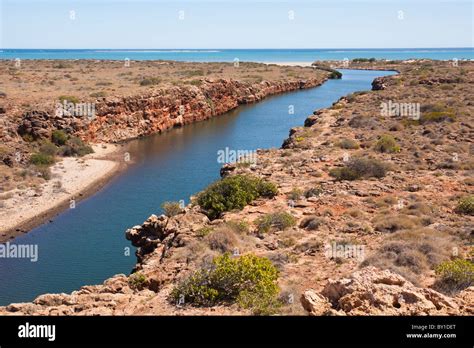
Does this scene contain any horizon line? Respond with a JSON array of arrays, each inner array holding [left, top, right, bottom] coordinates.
[[1, 47, 473, 50]]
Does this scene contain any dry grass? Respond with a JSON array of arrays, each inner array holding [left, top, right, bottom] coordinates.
[[361, 228, 457, 285]]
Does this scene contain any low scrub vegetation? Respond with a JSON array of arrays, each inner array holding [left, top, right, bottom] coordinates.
[[204, 227, 240, 253], [287, 187, 303, 201], [362, 228, 456, 286], [170, 253, 280, 315], [434, 259, 474, 294], [51, 130, 68, 146], [196, 175, 278, 219], [373, 134, 400, 153], [57, 136, 93, 157], [30, 152, 55, 166], [455, 195, 474, 215], [330, 157, 389, 181], [336, 138, 360, 149], [128, 272, 147, 290], [373, 214, 423, 233], [420, 110, 456, 124], [256, 211, 296, 234], [161, 201, 183, 217]]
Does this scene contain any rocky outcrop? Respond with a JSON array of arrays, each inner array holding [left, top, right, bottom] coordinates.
[[371, 76, 387, 90], [15, 77, 327, 144], [17, 111, 52, 140], [0, 208, 213, 315], [301, 267, 472, 316]]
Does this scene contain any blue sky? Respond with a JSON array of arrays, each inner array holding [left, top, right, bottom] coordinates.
[[1, 0, 473, 48]]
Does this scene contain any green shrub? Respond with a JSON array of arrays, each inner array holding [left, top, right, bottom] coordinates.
[[336, 138, 360, 149], [435, 259, 474, 293], [196, 175, 278, 219], [170, 253, 280, 314], [256, 212, 296, 234], [330, 157, 388, 181], [58, 95, 79, 104], [161, 201, 183, 217], [373, 134, 400, 153], [30, 152, 55, 166], [455, 195, 474, 215], [128, 272, 147, 289], [51, 130, 68, 146]]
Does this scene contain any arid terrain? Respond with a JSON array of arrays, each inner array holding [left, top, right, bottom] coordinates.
[[0, 59, 473, 316], [0, 60, 331, 240]]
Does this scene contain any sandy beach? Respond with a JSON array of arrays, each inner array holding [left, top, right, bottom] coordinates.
[[0, 144, 121, 242]]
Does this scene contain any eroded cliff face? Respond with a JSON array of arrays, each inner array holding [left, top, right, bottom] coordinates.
[[84, 78, 323, 142], [1, 60, 472, 316], [15, 78, 326, 145]]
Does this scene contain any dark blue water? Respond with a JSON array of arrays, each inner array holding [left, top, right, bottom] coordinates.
[[0, 69, 395, 305], [1, 48, 472, 62]]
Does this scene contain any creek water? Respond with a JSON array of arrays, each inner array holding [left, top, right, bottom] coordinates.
[[0, 69, 396, 305]]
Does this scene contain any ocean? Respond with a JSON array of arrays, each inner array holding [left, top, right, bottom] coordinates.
[[1, 48, 473, 62]]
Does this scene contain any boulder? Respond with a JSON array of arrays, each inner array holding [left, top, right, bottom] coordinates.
[[301, 267, 465, 316]]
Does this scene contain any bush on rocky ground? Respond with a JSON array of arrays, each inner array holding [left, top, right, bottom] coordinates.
[[196, 175, 278, 219], [361, 228, 456, 285], [170, 253, 280, 315], [29, 152, 55, 166], [373, 134, 400, 153], [204, 227, 240, 253], [161, 201, 183, 217], [51, 130, 68, 146], [256, 211, 296, 234], [336, 138, 360, 149], [455, 195, 474, 215], [128, 272, 147, 290], [330, 157, 389, 181], [434, 259, 474, 294]]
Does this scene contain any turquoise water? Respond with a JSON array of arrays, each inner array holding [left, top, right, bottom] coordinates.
[[1, 48, 473, 62], [0, 69, 396, 305]]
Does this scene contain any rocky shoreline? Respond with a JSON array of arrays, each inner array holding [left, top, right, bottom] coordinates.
[[1, 59, 473, 316]]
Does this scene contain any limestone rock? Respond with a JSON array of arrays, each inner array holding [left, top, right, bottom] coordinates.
[[302, 267, 465, 316]]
